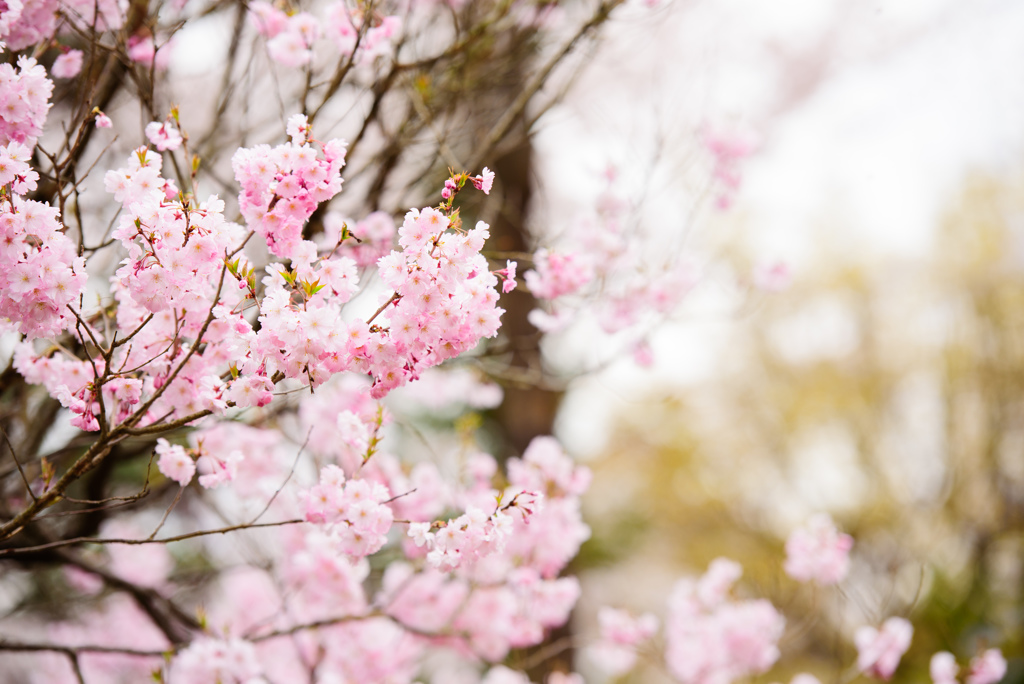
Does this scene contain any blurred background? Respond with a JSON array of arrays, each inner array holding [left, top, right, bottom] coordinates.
[[524, 0, 1024, 682]]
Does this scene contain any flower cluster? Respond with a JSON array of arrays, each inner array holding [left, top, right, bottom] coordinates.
[[704, 127, 757, 210], [248, 249, 359, 387], [409, 505, 518, 572], [0, 144, 87, 339], [144, 120, 183, 151], [232, 113, 346, 260], [51, 49, 83, 79], [483, 437, 588, 576], [1, 1, 53, 52], [783, 512, 853, 585], [855, 617, 914, 680], [1, 0, 125, 51], [524, 248, 593, 301], [155, 438, 196, 486], [169, 637, 265, 684], [107, 149, 240, 315], [326, 4, 401, 61], [357, 207, 505, 398], [304, 465, 395, 557], [283, 533, 371, 621], [665, 558, 786, 684], [588, 607, 659, 676], [440, 570, 582, 663], [249, 1, 401, 67], [8, 139, 259, 431], [156, 432, 250, 491], [0, 54, 52, 149], [932, 649, 1008, 684], [525, 176, 698, 345], [367, 436, 588, 662], [966, 650, 1009, 684]]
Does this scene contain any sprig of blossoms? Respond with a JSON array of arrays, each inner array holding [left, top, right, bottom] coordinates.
[[144, 119, 183, 151], [303, 465, 395, 557], [353, 177, 507, 398], [249, 2, 402, 67], [169, 637, 265, 684], [784, 512, 853, 585], [930, 650, 1008, 684], [155, 438, 195, 486], [408, 494, 536, 573], [966, 650, 1009, 684], [665, 558, 785, 684], [0, 143, 87, 339], [855, 617, 913, 680], [232, 113, 346, 261], [1, 0, 125, 51], [0, 54, 53, 148], [588, 607, 659, 677]]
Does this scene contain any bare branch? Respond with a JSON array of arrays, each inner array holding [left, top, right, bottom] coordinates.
[[0, 519, 306, 557]]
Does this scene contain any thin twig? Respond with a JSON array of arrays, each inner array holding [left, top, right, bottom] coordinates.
[[1, 426, 37, 503], [0, 519, 306, 557], [247, 429, 311, 526]]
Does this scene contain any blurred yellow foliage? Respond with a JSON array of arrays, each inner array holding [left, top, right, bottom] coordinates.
[[579, 171, 1024, 683]]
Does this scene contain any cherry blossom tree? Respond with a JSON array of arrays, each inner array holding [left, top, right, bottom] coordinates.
[[0, 2, 1011, 684]]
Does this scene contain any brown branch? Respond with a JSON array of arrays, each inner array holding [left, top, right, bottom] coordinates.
[[465, 0, 625, 173], [1, 426, 36, 503], [0, 264, 229, 542], [121, 409, 214, 436], [0, 639, 166, 658], [55, 547, 197, 645], [366, 292, 402, 325], [0, 519, 306, 557], [0, 439, 117, 542], [245, 610, 446, 643]]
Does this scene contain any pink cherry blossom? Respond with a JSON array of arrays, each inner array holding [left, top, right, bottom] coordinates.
[[232, 120, 346, 260], [303, 465, 395, 557], [784, 513, 853, 585], [155, 438, 195, 486], [932, 651, 960, 684], [967, 649, 1007, 684], [791, 675, 823, 684], [498, 259, 518, 293], [473, 166, 495, 194], [324, 5, 401, 62], [196, 450, 243, 489], [588, 607, 659, 676], [51, 49, 83, 78], [0, 56, 53, 149], [665, 558, 785, 684], [0, 144, 87, 339], [753, 261, 793, 292], [525, 248, 594, 300], [248, 1, 288, 38], [145, 120, 183, 151], [169, 637, 265, 683], [855, 617, 913, 680], [703, 126, 758, 210]]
